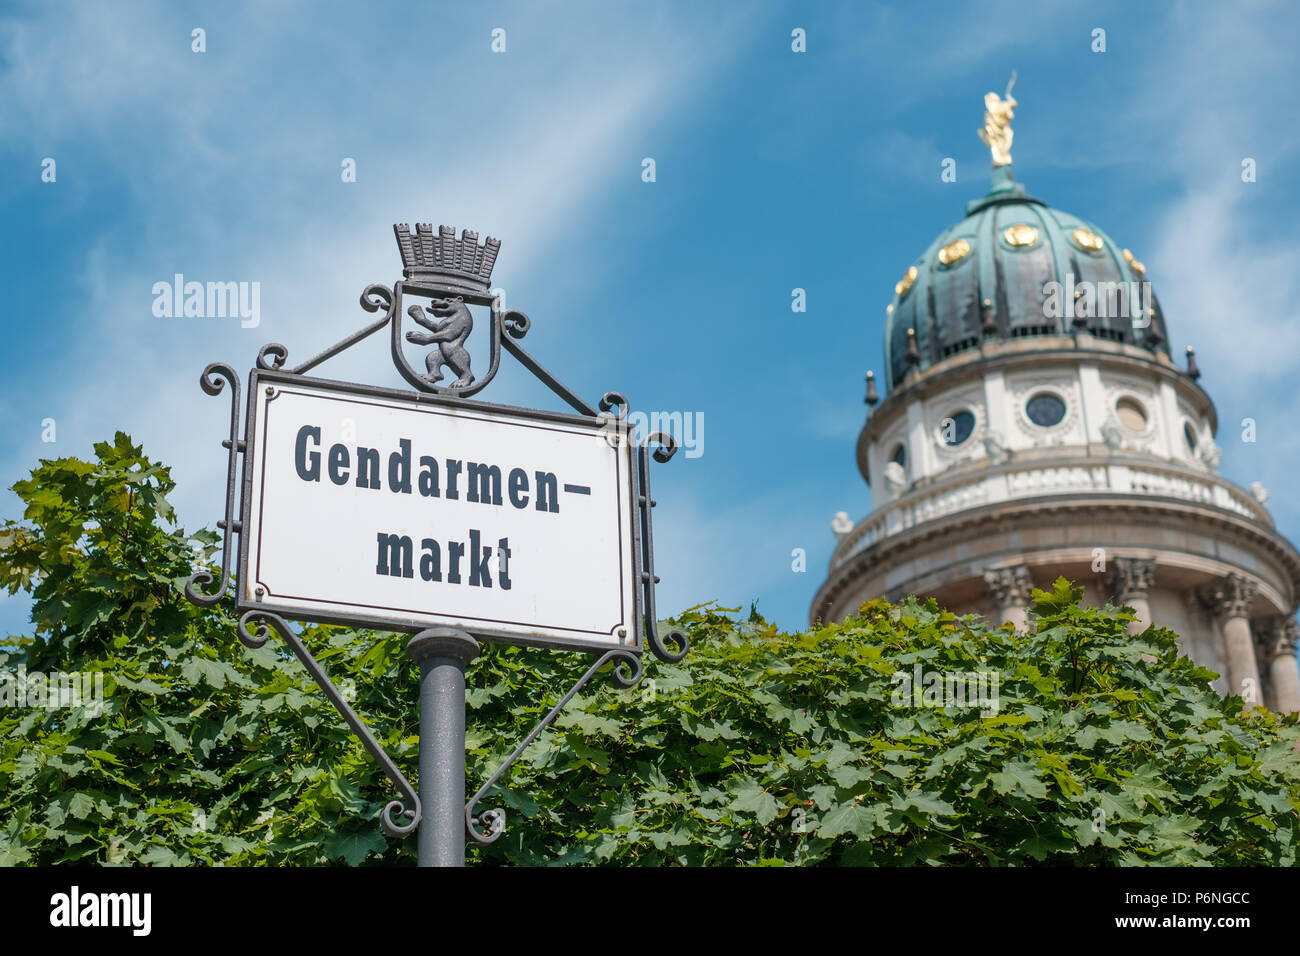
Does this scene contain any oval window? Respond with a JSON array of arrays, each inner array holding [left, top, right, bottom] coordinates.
[[942, 410, 976, 446], [1184, 421, 1198, 452], [890, 443, 907, 467], [1026, 392, 1066, 427], [1116, 397, 1148, 432]]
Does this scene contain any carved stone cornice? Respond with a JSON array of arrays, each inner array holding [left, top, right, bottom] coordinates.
[[1197, 572, 1258, 621], [810, 492, 1300, 628], [984, 564, 1034, 610], [1108, 556, 1156, 604]]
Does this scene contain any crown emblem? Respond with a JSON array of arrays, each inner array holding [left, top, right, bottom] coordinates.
[[393, 223, 501, 296]]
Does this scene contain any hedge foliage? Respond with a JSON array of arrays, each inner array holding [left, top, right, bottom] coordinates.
[[1, 435, 1297, 865]]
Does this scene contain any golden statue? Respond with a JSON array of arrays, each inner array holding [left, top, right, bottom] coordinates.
[[978, 72, 1017, 167]]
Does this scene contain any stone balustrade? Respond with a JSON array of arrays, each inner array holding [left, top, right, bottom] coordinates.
[[831, 457, 1269, 570]]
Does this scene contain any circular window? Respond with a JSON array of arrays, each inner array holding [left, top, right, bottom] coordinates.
[[1116, 397, 1148, 432], [941, 410, 976, 446], [1025, 392, 1067, 428], [890, 443, 907, 467], [1183, 421, 1198, 452]]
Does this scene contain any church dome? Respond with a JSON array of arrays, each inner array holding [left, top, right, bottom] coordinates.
[[818, 79, 1300, 716], [882, 166, 1170, 390]]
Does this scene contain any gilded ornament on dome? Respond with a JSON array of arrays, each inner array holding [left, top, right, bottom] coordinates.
[[1002, 223, 1038, 248], [1122, 248, 1146, 275], [1071, 228, 1104, 252], [895, 265, 919, 298], [938, 237, 971, 266]]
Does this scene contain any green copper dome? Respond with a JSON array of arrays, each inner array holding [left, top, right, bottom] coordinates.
[[882, 166, 1170, 391]]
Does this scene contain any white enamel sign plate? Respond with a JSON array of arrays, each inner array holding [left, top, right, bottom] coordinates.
[[238, 372, 640, 652]]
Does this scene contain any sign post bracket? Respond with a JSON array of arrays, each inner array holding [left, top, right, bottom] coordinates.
[[237, 608, 422, 839], [464, 646, 643, 846]]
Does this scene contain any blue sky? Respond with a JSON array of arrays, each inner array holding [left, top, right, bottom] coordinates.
[[2, 0, 1299, 637]]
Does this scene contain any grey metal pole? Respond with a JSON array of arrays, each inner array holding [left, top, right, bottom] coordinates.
[[406, 627, 480, 867]]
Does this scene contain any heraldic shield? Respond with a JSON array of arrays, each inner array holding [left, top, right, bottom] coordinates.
[[388, 223, 528, 398]]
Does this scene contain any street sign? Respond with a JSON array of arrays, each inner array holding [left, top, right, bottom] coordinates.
[[188, 222, 687, 866], [238, 370, 640, 653]]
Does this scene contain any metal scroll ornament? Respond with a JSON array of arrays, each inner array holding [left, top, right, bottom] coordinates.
[[185, 221, 687, 848], [184, 363, 242, 607]]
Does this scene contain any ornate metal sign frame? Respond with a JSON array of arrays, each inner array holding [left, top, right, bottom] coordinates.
[[234, 368, 645, 656], [184, 225, 688, 859]]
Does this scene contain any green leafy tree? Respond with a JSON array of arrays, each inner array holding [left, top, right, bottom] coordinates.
[[1, 436, 1297, 865]]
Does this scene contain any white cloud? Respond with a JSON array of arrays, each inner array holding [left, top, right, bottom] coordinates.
[[1123, 3, 1300, 368], [1127, 4, 1300, 537], [1149, 181, 1300, 381], [0, 1, 767, 637]]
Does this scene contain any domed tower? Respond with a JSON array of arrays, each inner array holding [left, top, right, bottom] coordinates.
[[812, 81, 1300, 713]]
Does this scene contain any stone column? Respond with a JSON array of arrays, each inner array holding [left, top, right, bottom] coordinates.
[[1108, 556, 1156, 634], [1199, 573, 1264, 708], [1257, 617, 1300, 715], [984, 565, 1034, 630], [1177, 590, 1203, 661]]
